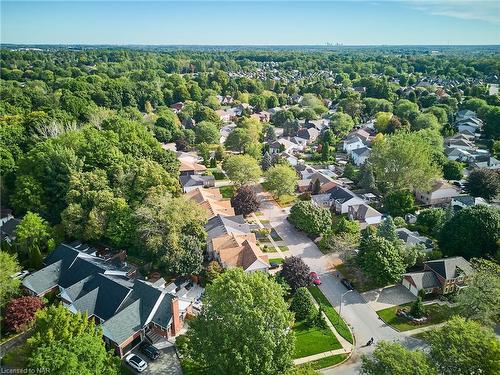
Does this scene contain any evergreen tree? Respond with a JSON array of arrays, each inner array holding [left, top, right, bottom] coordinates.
[[321, 142, 330, 161], [377, 216, 398, 242], [358, 162, 376, 190], [410, 296, 425, 318], [261, 151, 272, 171], [312, 178, 322, 195]]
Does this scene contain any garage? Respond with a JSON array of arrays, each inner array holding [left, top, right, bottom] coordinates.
[[402, 278, 418, 296]]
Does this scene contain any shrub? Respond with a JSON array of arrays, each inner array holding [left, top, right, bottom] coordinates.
[[290, 288, 316, 321], [5, 296, 45, 333]]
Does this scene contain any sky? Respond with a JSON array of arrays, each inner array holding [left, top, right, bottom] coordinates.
[[1, 1, 499, 45]]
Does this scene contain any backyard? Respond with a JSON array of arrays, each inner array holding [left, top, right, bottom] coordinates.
[[376, 302, 461, 332], [293, 321, 342, 359]]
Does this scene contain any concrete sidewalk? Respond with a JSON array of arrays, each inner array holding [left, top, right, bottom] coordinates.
[[293, 347, 350, 365]]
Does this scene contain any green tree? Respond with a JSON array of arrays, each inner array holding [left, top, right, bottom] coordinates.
[[456, 259, 500, 327], [383, 190, 415, 217], [330, 112, 355, 138], [187, 268, 294, 375], [370, 131, 441, 193], [289, 201, 333, 237], [26, 305, 120, 375], [416, 208, 445, 236], [225, 128, 253, 152], [265, 165, 298, 198], [223, 154, 261, 187], [425, 316, 500, 375], [439, 205, 499, 259], [14, 211, 55, 262], [261, 151, 272, 171], [410, 296, 425, 318], [442, 160, 464, 181], [290, 287, 316, 321], [377, 216, 398, 242], [465, 168, 500, 201], [321, 142, 330, 161], [374, 112, 393, 133], [358, 162, 376, 190], [361, 341, 436, 375], [358, 236, 406, 285], [412, 113, 440, 131], [0, 251, 21, 304], [195, 121, 220, 144]]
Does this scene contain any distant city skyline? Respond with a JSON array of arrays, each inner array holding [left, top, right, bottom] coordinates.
[[2, 1, 499, 45]]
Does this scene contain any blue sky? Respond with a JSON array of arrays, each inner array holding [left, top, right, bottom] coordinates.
[[2, 1, 499, 45]]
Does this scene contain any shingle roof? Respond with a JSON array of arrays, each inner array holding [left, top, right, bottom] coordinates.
[[205, 215, 250, 240], [405, 271, 440, 289], [424, 257, 474, 280], [0, 218, 20, 238], [22, 260, 63, 296], [180, 174, 215, 188]]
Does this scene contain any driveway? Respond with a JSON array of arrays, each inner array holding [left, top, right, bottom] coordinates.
[[361, 285, 416, 311], [125, 346, 182, 375], [256, 189, 424, 374]]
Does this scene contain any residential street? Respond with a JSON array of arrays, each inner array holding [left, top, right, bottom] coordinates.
[[256, 189, 423, 374]]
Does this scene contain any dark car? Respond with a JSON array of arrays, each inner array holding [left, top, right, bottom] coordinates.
[[341, 278, 354, 291], [269, 262, 280, 270], [140, 343, 160, 360]]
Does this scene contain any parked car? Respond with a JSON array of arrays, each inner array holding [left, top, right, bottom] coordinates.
[[269, 262, 280, 270], [310, 272, 321, 285], [341, 278, 354, 290], [140, 343, 160, 360], [125, 354, 148, 372]]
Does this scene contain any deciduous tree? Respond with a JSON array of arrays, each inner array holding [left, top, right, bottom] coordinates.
[[231, 186, 260, 216], [223, 154, 261, 187], [4, 296, 44, 332], [280, 256, 312, 292], [265, 165, 298, 198]]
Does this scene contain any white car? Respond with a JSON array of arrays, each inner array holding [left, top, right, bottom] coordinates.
[[125, 354, 148, 373]]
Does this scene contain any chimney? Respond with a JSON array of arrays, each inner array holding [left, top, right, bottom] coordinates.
[[171, 297, 181, 336]]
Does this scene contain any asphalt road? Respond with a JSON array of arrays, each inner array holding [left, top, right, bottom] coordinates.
[[257, 191, 423, 374]]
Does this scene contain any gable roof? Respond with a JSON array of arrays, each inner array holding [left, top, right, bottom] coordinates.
[[205, 214, 250, 240], [179, 159, 207, 173], [424, 257, 474, 280], [404, 271, 440, 290], [351, 146, 371, 157], [0, 218, 20, 238], [217, 240, 269, 271], [180, 174, 215, 188]]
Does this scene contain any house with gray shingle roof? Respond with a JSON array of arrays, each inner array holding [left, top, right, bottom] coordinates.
[[23, 242, 195, 358], [402, 256, 473, 296]]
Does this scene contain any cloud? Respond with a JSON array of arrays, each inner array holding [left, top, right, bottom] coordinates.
[[409, 0, 500, 24]]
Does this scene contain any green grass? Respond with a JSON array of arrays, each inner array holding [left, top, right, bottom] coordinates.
[[219, 185, 235, 199], [276, 194, 297, 207], [278, 245, 289, 252], [308, 286, 354, 344], [299, 354, 348, 370], [376, 303, 461, 332], [259, 219, 270, 224], [293, 321, 342, 359], [335, 263, 382, 293], [269, 258, 284, 264]]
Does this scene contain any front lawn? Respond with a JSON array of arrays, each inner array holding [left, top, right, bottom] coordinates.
[[269, 258, 284, 264], [308, 286, 353, 344], [335, 262, 382, 293], [299, 354, 348, 370], [293, 321, 341, 359], [276, 194, 297, 207], [376, 302, 461, 332], [219, 185, 235, 199]]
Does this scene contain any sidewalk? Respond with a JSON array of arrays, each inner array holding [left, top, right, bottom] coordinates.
[[403, 322, 446, 336], [250, 212, 284, 258], [293, 347, 350, 365]]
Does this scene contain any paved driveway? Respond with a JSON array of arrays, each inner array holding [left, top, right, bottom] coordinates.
[[125, 346, 182, 375], [361, 285, 416, 311]]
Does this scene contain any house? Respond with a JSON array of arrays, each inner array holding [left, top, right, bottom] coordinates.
[[281, 152, 299, 166], [269, 138, 302, 154], [215, 109, 232, 123], [205, 214, 250, 241], [396, 228, 433, 251], [294, 164, 318, 180], [415, 180, 461, 206], [402, 257, 474, 296], [342, 136, 365, 153], [170, 102, 185, 112], [471, 157, 500, 170], [219, 123, 237, 144], [179, 159, 207, 176], [297, 127, 320, 144], [209, 234, 269, 273], [451, 195, 489, 211], [185, 187, 235, 218], [348, 204, 382, 226], [308, 172, 336, 193], [1, 208, 13, 226], [179, 175, 215, 193], [0, 216, 20, 245], [22, 242, 197, 358], [350, 147, 371, 166], [311, 185, 365, 214]]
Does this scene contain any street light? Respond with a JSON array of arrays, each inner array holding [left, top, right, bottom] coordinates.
[[339, 289, 354, 319]]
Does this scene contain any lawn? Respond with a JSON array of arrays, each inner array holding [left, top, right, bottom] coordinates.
[[299, 354, 348, 370], [335, 262, 382, 293], [293, 321, 342, 359], [269, 258, 284, 264], [308, 286, 353, 344], [276, 194, 297, 207], [219, 185, 235, 199], [278, 245, 289, 252], [376, 302, 461, 332]]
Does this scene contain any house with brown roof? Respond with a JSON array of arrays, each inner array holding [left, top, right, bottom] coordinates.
[[415, 180, 461, 206], [208, 233, 269, 273], [179, 159, 207, 176], [185, 188, 235, 218]]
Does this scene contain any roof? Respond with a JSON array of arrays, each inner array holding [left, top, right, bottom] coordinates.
[[351, 147, 371, 157], [22, 260, 63, 296], [424, 257, 474, 280], [218, 240, 269, 271], [327, 186, 356, 202], [205, 215, 250, 240], [404, 271, 440, 290], [179, 159, 207, 173], [354, 204, 381, 219], [0, 218, 20, 238], [180, 174, 215, 188], [396, 228, 432, 249]]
